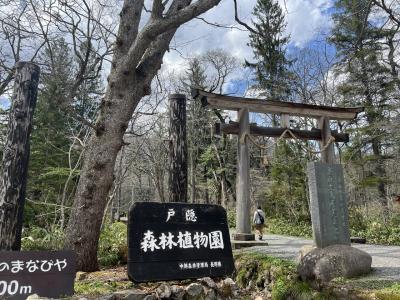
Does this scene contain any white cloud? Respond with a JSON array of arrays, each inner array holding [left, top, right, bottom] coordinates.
[[162, 0, 334, 77]]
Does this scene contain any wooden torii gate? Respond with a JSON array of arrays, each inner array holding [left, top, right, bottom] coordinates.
[[192, 89, 363, 241]]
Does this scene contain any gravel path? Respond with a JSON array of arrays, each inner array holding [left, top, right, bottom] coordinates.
[[244, 234, 400, 282]]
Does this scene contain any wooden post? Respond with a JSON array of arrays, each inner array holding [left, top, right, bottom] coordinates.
[[168, 94, 188, 203], [0, 61, 40, 250], [233, 108, 254, 240], [318, 117, 335, 164], [281, 113, 290, 128]]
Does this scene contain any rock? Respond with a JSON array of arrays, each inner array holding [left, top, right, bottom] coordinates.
[[171, 285, 186, 299], [204, 287, 217, 300], [198, 277, 217, 289], [156, 283, 171, 299], [99, 295, 117, 300], [76, 271, 88, 281], [26, 295, 47, 300], [217, 278, 238, 298], [297, 245, 316, 264], [185, 283, 204, 299], [143, 295, 156, 300], [297, 244, 372, 282], [114, 289, 149, 300]]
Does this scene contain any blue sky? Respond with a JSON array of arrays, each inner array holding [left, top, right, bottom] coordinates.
[[1, 0, 336, 109], [162, 0, 336, 93], [0, 96, 10, 109]]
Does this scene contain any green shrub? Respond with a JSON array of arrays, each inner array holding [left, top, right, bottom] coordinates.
[[227, 209, 236, 228], [21, 226, 65, 250], [266, 218, 312, 238], [266, 211, 400, 246], [98, 222, 127, 267], [345, 206, 400, 245], [22, 222, 128, 267]]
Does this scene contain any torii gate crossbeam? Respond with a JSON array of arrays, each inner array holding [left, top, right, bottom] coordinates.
[[192, 88, 363, 242]]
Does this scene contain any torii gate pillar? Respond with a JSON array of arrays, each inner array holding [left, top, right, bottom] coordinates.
[[233, 108, 255, 241], [318, 117, 335, 164]]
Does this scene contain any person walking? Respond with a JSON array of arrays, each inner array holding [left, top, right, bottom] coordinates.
[[253, 206, 265, 240]]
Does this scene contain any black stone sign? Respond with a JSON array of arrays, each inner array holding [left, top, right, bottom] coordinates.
[[0, 251, 75, 299], [128, 202, 234, 282]]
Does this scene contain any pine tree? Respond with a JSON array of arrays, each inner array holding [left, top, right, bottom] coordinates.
[[26, 37, 103, 227], [185, 58, 208, 203], [330, 0, 396, 204], [181, 51, 237, 206], [26, 38, 75, 226], [246, 0, 292, 100]]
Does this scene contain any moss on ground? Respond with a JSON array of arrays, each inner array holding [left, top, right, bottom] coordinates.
[[73, 266, 135, 297], [73, 253, 400, 300], [74, 280, 134, 295], [330, 276, 400, 300], [233, 252, 336, 300]]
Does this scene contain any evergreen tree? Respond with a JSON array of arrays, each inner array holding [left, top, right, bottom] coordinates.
[[181, 51, 237, 206], [185, 57, 209, 203], [26, 38, 75, 227], [245, 0, 308, 222], [246, 0, 292, 100], [330, 0, 396, 203], [26, 38, 103, 227], [267, 142, 309, 221]]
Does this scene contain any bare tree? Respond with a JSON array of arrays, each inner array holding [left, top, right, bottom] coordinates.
[[177, 49, 238, 206], [64, 0, 222, 271], [0, 1, 45, 95]]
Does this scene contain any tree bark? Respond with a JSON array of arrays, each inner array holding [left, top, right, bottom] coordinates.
[[0, 61, 40, 250], [64, 0, 222, 271], [168, 94, 187, 203]]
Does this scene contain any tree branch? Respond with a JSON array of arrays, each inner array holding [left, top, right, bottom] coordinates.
[[125, 0, 221, 71], [233, 0, 258, 34], [373, 0, 400, 26]]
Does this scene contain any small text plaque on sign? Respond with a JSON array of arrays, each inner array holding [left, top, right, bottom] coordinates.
[[128, 202, 234, 282], [0, 251, 75, 299]]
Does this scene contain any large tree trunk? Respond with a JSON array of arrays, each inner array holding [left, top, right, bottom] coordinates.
[[0, 62, 40, 250], [65, 33, 179, 271], [64, 0, 222, 271]]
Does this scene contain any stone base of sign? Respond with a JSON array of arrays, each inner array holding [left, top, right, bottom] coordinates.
[[231, 240, 268, 250], [232, 233, 255, 241], [297, 244, 372, 282]]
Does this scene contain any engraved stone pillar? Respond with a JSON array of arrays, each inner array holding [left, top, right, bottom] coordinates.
[[307, 162, 350, 248]]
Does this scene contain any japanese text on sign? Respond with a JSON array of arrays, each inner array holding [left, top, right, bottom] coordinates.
[[0, 259, 68, 274], [165, 208, 198, 222], [140, 230, 224, 252], [178, 261, 222, 270]]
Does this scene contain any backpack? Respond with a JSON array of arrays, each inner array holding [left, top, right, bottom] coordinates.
[[255, 211, 264, 225]]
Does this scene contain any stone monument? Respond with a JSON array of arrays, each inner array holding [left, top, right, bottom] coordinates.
[[307, 162, 350, 248], [298, 162, 372, 282]]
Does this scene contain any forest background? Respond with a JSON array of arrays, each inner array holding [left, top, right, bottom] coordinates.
[[0, 0, 399, 267]]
